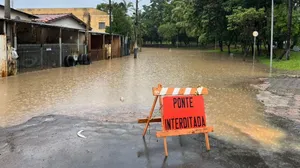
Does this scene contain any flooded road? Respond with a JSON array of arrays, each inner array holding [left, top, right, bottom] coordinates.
[[0, 48, 296, 154]]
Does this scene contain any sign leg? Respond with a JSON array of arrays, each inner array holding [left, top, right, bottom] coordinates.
[[163, 137, 168, 156], [160, 96, 169, 156], [143, 96, 158, 136], [205, 133, 210, 151]]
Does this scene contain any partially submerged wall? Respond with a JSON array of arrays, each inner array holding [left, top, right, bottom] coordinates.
[[0, 35, 7, 77]]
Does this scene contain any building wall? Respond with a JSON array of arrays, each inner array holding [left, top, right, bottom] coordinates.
[[51, 18, 85, 30], [0, 35, 7, 77], [20, 8, 109, 33], [0, 9, 32, 21]]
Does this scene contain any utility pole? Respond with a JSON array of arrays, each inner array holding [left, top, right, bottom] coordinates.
[[134, 0, 138, 58], [5, 0, 11, 19], [270, 0, 274, 74], [109, 0, 112, 60], [3, 0, 11, 77], [83, 11, 90, 55]]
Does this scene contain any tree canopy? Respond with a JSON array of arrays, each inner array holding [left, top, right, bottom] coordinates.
[[139, 0, 300, 60], [96, 1, 133, 37], [96, 0, 300, 60]]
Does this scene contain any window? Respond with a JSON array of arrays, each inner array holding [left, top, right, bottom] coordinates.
[[99, 22, 106, 29]]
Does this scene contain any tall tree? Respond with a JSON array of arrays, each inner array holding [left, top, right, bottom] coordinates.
[[227, 7, 265, 60], [96, 1, 133, 36], [139, 0, 299, 62], [279, 0, 293, 60]]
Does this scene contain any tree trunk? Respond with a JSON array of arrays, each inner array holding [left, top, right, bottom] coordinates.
[[251, 42, 254, 56], [242, 45, 247, 61], [257, 40, 261, 56], [235, 35, 238, 48], [279, 0, 293, 60], [278, 41, 283, 49], [243, 45, 250, 61], [219, 41, 223, 52], [227, 44, 231, 54], [263, 40, 267, 52], [243, 50, 247, 61], [291, 36, 298, 49], [286, 0, 292, 60], [267, 42, 270, 56], [171, 40, 176, 46]]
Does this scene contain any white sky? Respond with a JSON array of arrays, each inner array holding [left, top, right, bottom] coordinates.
[[7, 0, 150, 9]]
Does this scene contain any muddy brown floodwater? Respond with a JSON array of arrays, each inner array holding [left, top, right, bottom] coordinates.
[[0, 48, 293, 153]]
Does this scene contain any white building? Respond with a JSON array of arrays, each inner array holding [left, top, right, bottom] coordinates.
[[0, 4, 37, 21]]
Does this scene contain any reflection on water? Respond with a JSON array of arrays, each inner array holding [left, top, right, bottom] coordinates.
[[0, 48, 289, 150]]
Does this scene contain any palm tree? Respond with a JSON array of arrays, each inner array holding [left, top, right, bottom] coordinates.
[[120, 0, 134, 13]]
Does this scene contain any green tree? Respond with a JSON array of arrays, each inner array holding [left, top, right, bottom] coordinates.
[[279, 0, 294, 60], [96, 2, 133, 36], [139, 0, 300, 62], [158, 23, 177, 44], [172, 0, 196, 45], [227, 7, 265, 60]]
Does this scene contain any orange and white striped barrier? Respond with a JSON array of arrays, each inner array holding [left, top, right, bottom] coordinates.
[[138, 84, 213, 156], [153, 86, 208, 96]]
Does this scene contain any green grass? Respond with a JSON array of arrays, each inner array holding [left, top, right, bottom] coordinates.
[[202, 47, 243, 54], [259, 51, 300, 71], [204, 47, 300, 71]]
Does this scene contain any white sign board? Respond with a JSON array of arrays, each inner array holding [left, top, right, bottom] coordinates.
[[253, 31, 259, 37]]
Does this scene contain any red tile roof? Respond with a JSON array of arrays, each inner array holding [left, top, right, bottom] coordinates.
[[34, 14, 72, 23]]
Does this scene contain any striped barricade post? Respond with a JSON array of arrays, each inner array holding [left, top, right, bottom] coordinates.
[[138, 84, 213, 156]]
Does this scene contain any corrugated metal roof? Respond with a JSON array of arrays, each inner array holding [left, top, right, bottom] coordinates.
[[85, 30, 122, 36], [0, 18, 121, 36], [0, 18, 85, 30]]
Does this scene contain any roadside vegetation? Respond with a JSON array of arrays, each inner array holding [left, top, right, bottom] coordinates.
[[138, 0, 300, 70], [204, 47, 300, 70], [96, 0, 300, 71], [260, 51, 300, 70]]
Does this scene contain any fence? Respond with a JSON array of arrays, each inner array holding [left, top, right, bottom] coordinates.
[[42, 44, 60, 69], [90, 49, 105, 61], [17, 43, 86, 73], [62, 43, 85, 59], [123, 39, 130, 56], [17, 44, 42, 73]]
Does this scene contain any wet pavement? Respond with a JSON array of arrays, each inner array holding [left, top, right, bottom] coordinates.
[[0, 114, 299, 168], [0, 48, 300, 167]]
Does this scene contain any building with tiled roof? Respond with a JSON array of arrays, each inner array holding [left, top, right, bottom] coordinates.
[[19, 8, 109, 33], [33, 13, 87, 30]]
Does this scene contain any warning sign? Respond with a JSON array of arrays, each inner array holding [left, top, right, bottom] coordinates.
[[138, 84, 213, 156], [163, 96, 206, 130]]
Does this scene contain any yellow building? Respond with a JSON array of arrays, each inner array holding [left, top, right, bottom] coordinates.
[[19, 8, 109, 33]]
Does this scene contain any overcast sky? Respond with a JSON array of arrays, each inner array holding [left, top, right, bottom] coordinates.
[[8, 0, 150, 9]]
